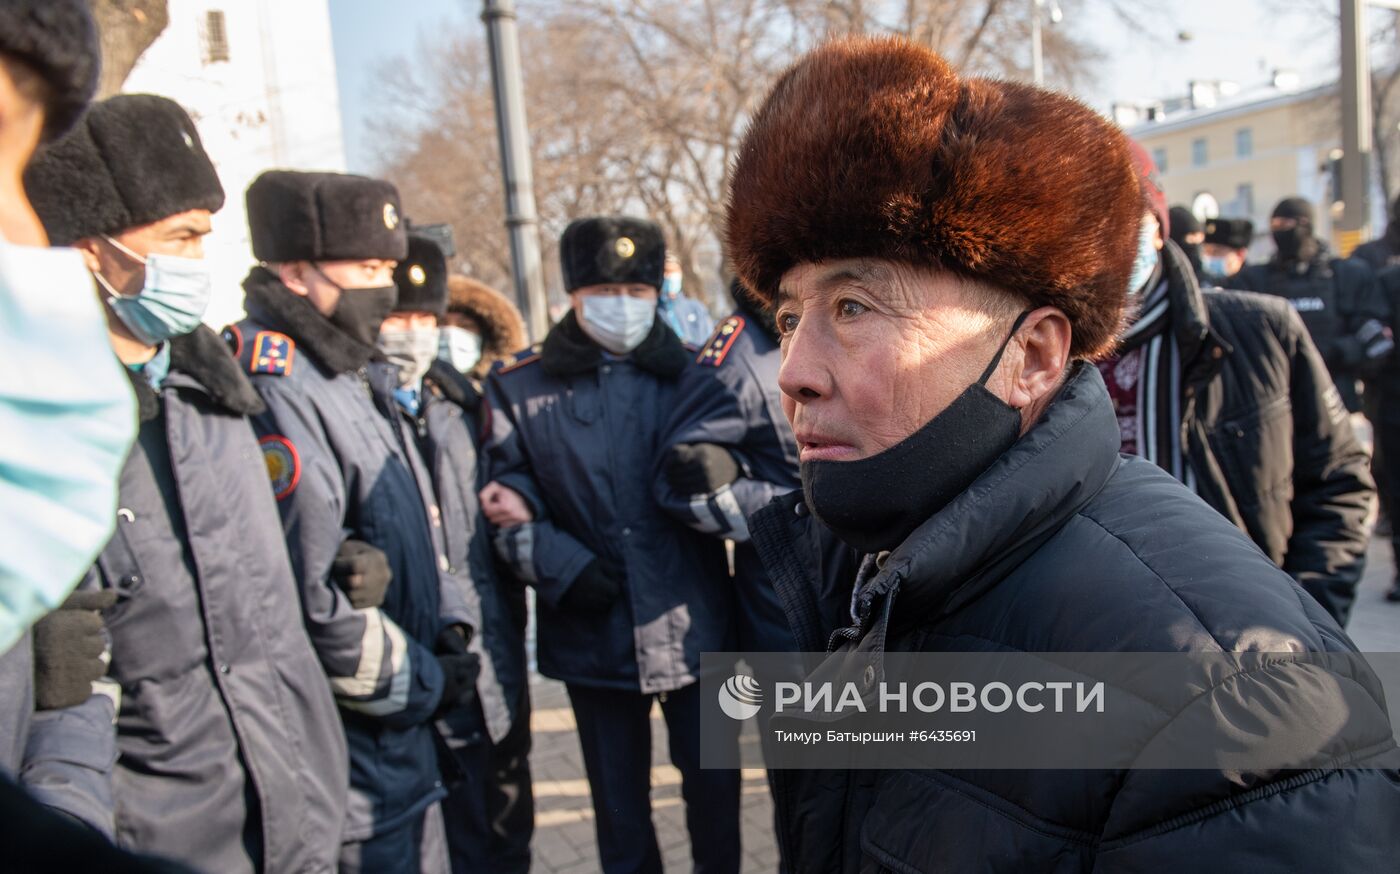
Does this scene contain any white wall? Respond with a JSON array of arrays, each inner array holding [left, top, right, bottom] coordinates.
[[122, 0, 346, 329]]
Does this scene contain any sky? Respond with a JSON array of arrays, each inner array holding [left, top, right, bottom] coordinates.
[[328, 0, 1341, 174]]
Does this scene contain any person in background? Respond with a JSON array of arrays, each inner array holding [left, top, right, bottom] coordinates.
[[482, 217, 739, 874], [1224, 197, 1391, 413], [231, 170, 479, 873], [1367, 262, 1400, 602], [1200, 217, 1253, 283], [376, 234, 532, 874], [657, 253, 714, 345], [1095, 143, 1374, 627], [1167, 205, 1206, 283], [22, 93, 349, 874], [438, 272, 534, 873], [1352, 192, 1400, 270]]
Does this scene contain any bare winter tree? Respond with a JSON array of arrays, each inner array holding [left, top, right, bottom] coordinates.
[[89, 0, 170, 98]]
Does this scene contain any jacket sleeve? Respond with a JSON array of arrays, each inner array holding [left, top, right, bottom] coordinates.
[[249, 379, 443, 729], [1278, 308, 1375, 625], [17, 567, 117, 837], [653, 363, 792, 543], [1328, 260, 1392, 375], [481, 374, 597, 609]]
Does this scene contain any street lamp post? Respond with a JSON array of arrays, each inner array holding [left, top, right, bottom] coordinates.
[[1340, 0, 1400, 247], [1030, 0, 1062, 87]]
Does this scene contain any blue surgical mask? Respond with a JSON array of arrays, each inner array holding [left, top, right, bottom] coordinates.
[[661, 274, 682, 299], [438, 326, 483, 374], [97, 236, 213, 346], [579, 295, 657, 355], [1127, 218, 1160, 297], [0, 237, 137, 653], [1201, 254, 1229, 278]]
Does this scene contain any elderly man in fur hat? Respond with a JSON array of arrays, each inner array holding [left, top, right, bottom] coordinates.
[[22, 95, 349, 873], [730, 37, 1400, 873]]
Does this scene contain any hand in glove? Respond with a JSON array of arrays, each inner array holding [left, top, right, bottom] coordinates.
[[664, 443, 740, 496], [32, 589, 117, 711], [434, 626, 480, 717], [331, 540, 392, 609], [560, 560, 623, 615]]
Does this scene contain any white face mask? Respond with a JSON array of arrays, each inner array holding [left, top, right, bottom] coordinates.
[[0, 237, 138, 652], [378, 327, 441, 388], [438, 326, 483, 374], [579, 295, 657, 355]]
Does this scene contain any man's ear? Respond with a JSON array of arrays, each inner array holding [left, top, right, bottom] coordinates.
[[73, 237, 103, 274], [1006, 306, 1072, 414], [277, 261, 310, 296]]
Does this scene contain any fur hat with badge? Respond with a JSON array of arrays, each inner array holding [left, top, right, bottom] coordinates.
[[0, 0, 101, 141], [1204, 218, 1254, 250], [245, 170, 408, 263], [726, 36, 1142, 359], [25, 94, 225, 246], [392, 233, 448, 317], [560, 216, 666, 292]]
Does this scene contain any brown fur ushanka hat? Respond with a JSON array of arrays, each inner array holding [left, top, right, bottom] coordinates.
[[726, 37, 1142, 359]]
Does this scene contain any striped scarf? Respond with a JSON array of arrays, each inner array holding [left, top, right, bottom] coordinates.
[[1115, 277, 1197, 491]]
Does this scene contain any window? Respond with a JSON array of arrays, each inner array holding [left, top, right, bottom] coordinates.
[[1236, 183, 1254, 217], [1235, 128, 1253, 159], [1192, 137, 1208, 167], [1152, 147, 1169, 174], [203, 10, 229, 64]]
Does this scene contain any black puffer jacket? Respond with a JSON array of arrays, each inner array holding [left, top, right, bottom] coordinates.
[[1160, 242, 1374, 624], [751, 363, 1400, 874]]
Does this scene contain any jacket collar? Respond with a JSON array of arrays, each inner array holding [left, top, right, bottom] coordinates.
[[241, 266, 377, 373], [853, 362, 1122, 643], [540, 309, 690, 379], [424, 359, 481, 411], [127, 326, 265, 423], [734, 288, 781, 344]]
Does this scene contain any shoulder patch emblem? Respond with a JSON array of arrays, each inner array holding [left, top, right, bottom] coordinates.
[[222, 324, 243, 358], [697, 315, 746, 367], [259, 435, 301, 500], [250, 331, 295, 376], [497, 344, 543, 375]]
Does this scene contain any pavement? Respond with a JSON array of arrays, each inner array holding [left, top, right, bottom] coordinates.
[[527, 536, 1400, 873]]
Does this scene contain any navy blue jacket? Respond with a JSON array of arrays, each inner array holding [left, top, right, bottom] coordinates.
[[231, 269, 449, 842], [654, 307, 799, 652], [484, 313, 731, 692]]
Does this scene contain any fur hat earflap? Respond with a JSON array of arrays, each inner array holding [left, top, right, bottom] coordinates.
[[726, 36, 1143, 359], [446, 275, 527, 377]]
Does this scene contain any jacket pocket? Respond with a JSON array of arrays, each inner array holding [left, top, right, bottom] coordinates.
[[1207, 394, 1294, 503]]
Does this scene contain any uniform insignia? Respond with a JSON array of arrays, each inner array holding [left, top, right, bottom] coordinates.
[[615, 237, 635, 258], [497, 344, 543, 375], [408, 264, 427, 285], [222, 324, 243, 358], [250, 331, 295, 376], [697, 315, 746, 367], [259, 435, 301, 500], [383, 202, 399, 230]]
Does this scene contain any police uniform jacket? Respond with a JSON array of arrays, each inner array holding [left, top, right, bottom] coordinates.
[[231, 267, 450, 843], [484, 312, 730, 693], [24, 326, 348, 872]]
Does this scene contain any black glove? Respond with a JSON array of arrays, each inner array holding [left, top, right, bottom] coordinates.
[[665, 443, 740, 495], [32, 589, 117, 712], [434, 626, 480, 717], [561, 560, 623, 615], [331, 540, 392, 610]]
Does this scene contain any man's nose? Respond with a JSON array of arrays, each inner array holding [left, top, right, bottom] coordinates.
[[777, 322, 830, 403]]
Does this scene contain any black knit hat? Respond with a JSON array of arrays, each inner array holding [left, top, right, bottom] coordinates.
[[1273, 197, 1314, 225], [560, 216, 665, 292], [1168, 206, 1201, 241], [1204, 218, 1253, 250], [25, 94, 225, 246], [0, 0, 100, 141], [392, 234, 448, 317], [246, 170, 408, 263]]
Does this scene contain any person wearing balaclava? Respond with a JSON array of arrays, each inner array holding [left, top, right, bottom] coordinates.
[[1096, 143, 1373, 626], [22, 94, 351, 873], [480, 216, 739, 874], [727, 37, 1398, 872], [1225, 196, 1392, 412], [1167, 205, 1207, 283], [370, 234, 526, 873], [231, 171, 479, 874], [1351, 191, 1400, 270]]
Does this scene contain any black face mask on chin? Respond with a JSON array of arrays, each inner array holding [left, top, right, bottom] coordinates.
[[800, 310, 1030, 555], [315, 263, 399, 348]]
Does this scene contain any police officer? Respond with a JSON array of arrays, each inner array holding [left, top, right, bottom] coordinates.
[[231, 170, 479, 873], [1167, 205, 1207, 283], [21, 95, 349, 872], [1352, 193, 1400, 270], [373, 234, 528, 873], [482, 217, 739, 874], [658, 254, 714, 346], [1225, 197, 1392, 411], [1201, 217, 1253, 283]]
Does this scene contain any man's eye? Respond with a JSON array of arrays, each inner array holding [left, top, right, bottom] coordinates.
[[777, 313, 799, 335], [838, 300, 868, 318]]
